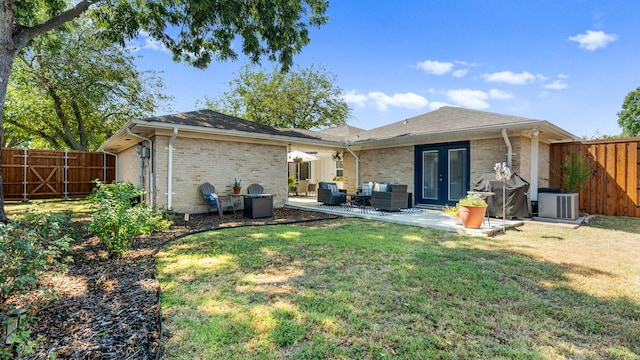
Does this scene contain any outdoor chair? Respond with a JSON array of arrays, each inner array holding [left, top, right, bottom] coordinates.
[[371, 183, 408, 211], [317, 181, 347, 205], [307, 181, 317, 196], [297, 179, 310, 196], [247, 183, 264, 194], [200, 182, 235, 216]]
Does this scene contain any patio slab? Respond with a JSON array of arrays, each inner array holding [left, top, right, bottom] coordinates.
[[286, 197, 524, 236]]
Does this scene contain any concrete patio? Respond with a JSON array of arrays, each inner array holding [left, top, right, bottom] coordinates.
[[285, 196, 525, 236]]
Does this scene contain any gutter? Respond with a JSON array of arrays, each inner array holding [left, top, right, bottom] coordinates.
[[167, 127, 178, 209], [126, 128, 154, 207], [501, 128, 512, 168]]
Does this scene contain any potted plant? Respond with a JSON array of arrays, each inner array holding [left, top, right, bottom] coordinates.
[[443, 204, 462, 225], [458, 194, 487, 229], [233, 178, 242, 194]]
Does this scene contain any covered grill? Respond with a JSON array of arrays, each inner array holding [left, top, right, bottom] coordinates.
[[471, 173, 530, 218]]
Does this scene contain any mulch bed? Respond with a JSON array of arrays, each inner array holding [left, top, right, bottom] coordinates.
[[11, 208, 339, 359]]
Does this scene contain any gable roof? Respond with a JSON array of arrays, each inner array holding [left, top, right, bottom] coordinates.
[[100, 107, 578, 153], [100, 109, 333, 152], [348, 107, 578, 144]]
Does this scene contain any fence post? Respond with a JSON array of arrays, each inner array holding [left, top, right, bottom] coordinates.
[[64, 150, 69, 199], [22, 148, 28, 202]]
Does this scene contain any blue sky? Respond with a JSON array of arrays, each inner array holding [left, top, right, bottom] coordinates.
[[132, 1, 640, 138]]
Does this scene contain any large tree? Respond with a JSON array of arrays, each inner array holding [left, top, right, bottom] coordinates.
[[203, 64, 350, 129], [617, 86, 640, 137], [0, 0, 329, 222], [5, 19, 171, 151]]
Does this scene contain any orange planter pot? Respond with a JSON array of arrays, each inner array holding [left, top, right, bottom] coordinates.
[[459, 205, 487, 229], [233, 186, 242, 194]]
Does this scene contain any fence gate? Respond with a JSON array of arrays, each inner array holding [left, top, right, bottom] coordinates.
[[2, 148, 116, 201]]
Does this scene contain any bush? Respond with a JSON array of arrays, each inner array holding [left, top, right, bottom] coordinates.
[[89, 181, 171, 256], [0, 208, 75, 357]]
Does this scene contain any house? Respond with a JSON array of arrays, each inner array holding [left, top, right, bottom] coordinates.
[[99, 107, 578, 213]]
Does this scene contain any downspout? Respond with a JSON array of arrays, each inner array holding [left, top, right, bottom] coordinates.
[[345, 141, 359, 188], [501, 128, 512, 168], [530, 130, 540, 201], [126, 128, 154, 207], [167, 127, 178, 209]]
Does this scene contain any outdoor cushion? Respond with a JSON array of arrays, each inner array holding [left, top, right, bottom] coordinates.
[[204, 193, 218, 205], [328, 183, 338, 193], [374, 183, 387, 192], [361, 181, 373, 195]]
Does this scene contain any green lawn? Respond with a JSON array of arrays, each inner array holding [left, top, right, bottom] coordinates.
[[157, 217, 640, 359], [5, 198, 91, 218]]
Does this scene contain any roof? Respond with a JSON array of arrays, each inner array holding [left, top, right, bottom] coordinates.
[[100, 107, 578, 153], [100, 109, 332, 152], [139, 109, 321, 140], [347, 107, 578, 145]]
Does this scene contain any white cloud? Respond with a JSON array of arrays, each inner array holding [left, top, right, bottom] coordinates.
[[343, 91, 428, 111], [558, 73, 570, 79], [446, 88, 513, 109], [429, 101, 452, 111], [568, 30, 618, 50], [369, 92, 428, 111], [482, 71, 537, 85], [415, 60, 454, 75], [128, 31, 169, 52], [542, 80, 568, 90], [343, 90, 368, 108], [488, 89, 514, 99], [447, 89, 490, 109], [452, 69, 468, 78]]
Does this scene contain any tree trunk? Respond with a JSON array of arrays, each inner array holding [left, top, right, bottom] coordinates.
[[0, 55, 19, 222]]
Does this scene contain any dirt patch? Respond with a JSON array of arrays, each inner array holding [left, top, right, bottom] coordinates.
[[13, 208, 338, 359]]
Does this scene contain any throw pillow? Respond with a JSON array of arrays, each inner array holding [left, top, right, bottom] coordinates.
[[328, 184, 338, 193]]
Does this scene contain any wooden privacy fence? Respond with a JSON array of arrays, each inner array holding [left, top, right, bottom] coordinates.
[[550, 139, 639, 217], [2, 148, 116, 202]]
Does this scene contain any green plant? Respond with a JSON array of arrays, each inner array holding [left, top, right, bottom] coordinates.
[[89, 181, 171, 256], [557, 150, 593, 193], [443, 204, 460, 217], [234, 178, 242, 187], [288, 177, 297, 188], [0, 208, 74, 357], [458, 194, 487, 207]]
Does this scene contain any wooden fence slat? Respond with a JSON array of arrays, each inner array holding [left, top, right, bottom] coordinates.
[[550, 139, 640, 217], [1, 148, 116, 201]]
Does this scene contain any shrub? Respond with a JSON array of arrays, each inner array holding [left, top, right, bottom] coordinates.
[[89, 181, 171, 256], [0, 208, 74, 357]]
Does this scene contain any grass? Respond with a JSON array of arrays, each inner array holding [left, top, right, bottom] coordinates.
[[157, 216, 640, 359], [5, 198, 92, 218]]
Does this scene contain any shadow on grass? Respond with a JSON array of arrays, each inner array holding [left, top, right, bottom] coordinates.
[[590, 215, 640, 235], [158, 219, 640, 359]]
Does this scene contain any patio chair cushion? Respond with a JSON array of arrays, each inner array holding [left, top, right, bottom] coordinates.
[[374, 182, 387, 192], [327, 183, 338, 193], [204, 193, 218, 206]]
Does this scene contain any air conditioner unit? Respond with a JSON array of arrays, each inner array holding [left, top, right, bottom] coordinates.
[[538, 193, 579, 220]]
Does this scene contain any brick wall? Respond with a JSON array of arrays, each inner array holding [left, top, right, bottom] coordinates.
[[152, 136, 287, 213], [355, 146, 415, 193]]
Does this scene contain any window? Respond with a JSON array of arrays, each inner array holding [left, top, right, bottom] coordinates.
[[335, 160, 343, 178]]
